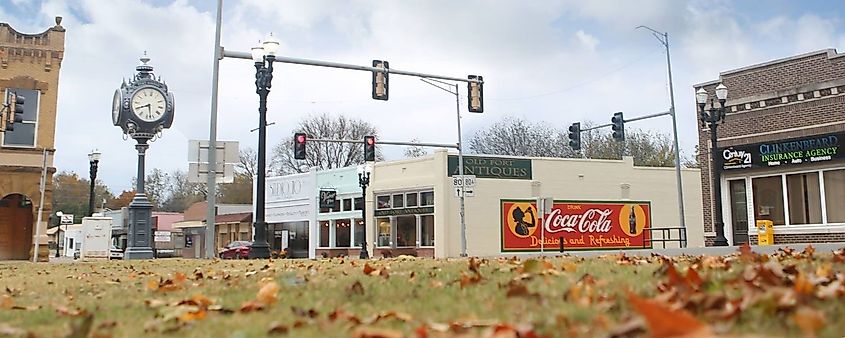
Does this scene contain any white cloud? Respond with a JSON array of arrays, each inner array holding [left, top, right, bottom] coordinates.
[[575, 30, 599, 51]]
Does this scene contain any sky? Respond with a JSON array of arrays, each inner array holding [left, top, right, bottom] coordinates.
[[2, 0, 845, 194]]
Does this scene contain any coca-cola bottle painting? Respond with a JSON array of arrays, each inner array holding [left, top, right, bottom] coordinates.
[[628, 205, 637, 234], [512, 206, 536, 236]]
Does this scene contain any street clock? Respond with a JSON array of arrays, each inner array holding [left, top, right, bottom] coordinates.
[[112, 53, 174, 139]]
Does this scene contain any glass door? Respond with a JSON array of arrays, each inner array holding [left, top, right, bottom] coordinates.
[[729, 179, 749, 245]]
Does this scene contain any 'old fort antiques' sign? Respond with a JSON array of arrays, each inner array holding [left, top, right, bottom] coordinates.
[[447, 155, 532, 180], [500, 199, 652, 252], [721, 132, 842, 171], [374, 207, 434, 217]]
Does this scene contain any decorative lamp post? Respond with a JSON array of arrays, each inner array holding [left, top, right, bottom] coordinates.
[[248, 34, 279, 259], [87, 150, 101, 217], [112, 53, 175, 259], [696, 83, 729, 246], [357, 164, 372, 259]]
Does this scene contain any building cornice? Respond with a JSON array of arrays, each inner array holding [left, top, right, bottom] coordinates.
[[693, 48, 845, 88]]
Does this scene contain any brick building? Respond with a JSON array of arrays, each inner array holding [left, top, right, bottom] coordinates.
[[695, 49, 845, 246], [0, 18, 66, 260]]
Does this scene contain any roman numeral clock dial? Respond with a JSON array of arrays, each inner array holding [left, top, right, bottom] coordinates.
[[130, 88, 166, 122]]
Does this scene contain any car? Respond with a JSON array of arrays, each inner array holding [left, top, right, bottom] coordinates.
[[110, 246, 124, 260], [219, 241, 252, 259]]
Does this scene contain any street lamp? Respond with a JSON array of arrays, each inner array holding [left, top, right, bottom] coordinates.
[[696, 83, 729, 246], [357, 164, 372, 259], [87, 149, 101, 217], [248, 34, 279, 259]]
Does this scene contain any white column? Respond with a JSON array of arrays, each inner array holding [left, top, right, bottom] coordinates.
[[415, 214, 422, 247], [329, 219, 336, 248]]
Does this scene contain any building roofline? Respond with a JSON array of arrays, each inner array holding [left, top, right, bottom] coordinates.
[[694, 48, 844, 88]]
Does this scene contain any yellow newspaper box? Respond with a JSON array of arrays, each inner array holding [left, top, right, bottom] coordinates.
[[756, 220, 774, 246]]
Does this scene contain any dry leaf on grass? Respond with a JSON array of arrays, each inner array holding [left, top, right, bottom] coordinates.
[[350, 326, 404, 338], [627, 292, 713, 338], [792, 307, 825, 338]]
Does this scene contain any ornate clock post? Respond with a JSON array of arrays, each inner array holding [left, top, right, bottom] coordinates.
[[112, 54, 175, 260]]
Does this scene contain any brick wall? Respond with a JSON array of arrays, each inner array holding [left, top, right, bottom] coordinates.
[[695, 49, 845, 246], [749, 233, 845, 245]]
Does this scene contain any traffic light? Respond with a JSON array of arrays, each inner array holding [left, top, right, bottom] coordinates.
[[364, 135, 375, 162], [294, 132, 307, 160], [6, 92, 25, 132], [568, 122, 581, 150], [611, 112, 624, 141], [467, 75, 484, 113], [371, 60, 389, 100]]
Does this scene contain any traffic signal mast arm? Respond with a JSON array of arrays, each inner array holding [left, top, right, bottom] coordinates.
[[222, 50, 483, 86], [574, 109, 672, 132]]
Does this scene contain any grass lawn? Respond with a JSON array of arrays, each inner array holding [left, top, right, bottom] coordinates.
[[1, 247, 844, 337]]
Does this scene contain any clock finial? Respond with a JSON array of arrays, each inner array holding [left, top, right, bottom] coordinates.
[[136, 51, 154, 77]]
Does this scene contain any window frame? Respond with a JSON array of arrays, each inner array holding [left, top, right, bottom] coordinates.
[[2, 88, 40, 148]]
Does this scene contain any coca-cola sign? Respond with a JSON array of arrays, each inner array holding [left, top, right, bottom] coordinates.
[[501, 199, 652, 252]]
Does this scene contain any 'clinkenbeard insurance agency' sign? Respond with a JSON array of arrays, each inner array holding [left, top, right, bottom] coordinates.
[[500, 199, 652, 252], [720, 132, 842, 171]]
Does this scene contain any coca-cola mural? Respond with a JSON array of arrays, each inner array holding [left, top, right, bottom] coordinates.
[[500, 199, 652, 251]]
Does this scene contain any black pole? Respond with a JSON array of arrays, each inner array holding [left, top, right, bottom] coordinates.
[[703, 100, 729, 247], [250, 54, 273, 259], [88, 159, 98, 217], [358, 172, 370, 259]]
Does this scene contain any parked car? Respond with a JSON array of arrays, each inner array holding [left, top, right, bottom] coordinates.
[[219, 241, 252, 259], [109, 246, 124, 260]]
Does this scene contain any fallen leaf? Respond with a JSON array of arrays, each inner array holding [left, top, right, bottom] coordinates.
[[351, 326, 403, 338], [0, 295, 13, 309], [504, 281, 534, 299], [268, 322, 289, 335], [240, 300, 266, 313], [257, 282, 279, 306], [363, 263, 377, 276], [348, 280, 365, 296], [627, 292, 712, 338], [792, 307, 824, 338]]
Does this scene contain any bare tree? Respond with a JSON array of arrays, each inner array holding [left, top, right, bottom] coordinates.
[[271, 113, 380, 174], [237, 147, 259, 178], [403, 138, 429, 158], [161, 169, 206, 212], [468, 117, 578, 158], [580, 123, 676, 167]]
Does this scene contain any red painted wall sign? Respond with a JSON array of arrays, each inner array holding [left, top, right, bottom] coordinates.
[[500, 199, 652, 252]]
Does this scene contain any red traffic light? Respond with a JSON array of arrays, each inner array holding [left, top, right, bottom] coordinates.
[[366, 137, 374, 145], [297, 134, 306, 143]]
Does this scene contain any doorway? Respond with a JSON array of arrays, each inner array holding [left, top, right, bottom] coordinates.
[[728, 180, 749, 245], [0, 194, 34, 260], [281, 221, 309, 258]]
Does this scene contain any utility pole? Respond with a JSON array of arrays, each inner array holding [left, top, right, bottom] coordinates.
[[637, 25, 686, 246]]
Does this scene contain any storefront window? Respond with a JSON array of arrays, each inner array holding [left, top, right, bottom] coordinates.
[[319, 221, 330, 247], [406, 193, 418, 207], [376, 217, 391, 246], [396, 216, 416, 247], [377, 196, 391, 209], [752, 176, 785, 225], [824, 169, 845, 223], [420, 191, 434, 206], [343, 199, 352, 212], [786, 172, 822, 225], [393, 194, 404, 208], [354, 218, 364, 247], [421, 215, 434, 246], [354, 198, 363, 211], [335, 219, 351, 247]]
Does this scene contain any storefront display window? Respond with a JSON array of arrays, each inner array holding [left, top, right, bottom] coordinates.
[[354, 198, 363, 211], [393, 194, 404, 208], [406, 193, 418, 207], [421, 215, 434, 246], [319, 221, 330, 247], [354, 219, 364, 247], [377, 196, 391, 209], [335, 220, 351, 247], [421, 191, 434, 206], [752, 176, 785, 225], [824, 169, 845, 223], [786, 172, 822, 225], [396, 216, 416, 247], [377, 217, 391, 246]]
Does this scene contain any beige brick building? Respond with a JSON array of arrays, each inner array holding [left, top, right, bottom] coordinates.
[[695, 49, 845, 246], [0, 18, 66, 260]]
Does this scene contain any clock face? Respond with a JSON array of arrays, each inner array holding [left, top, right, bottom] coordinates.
[[111, 90, 122, 125], [131, 87, 167, 122]]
